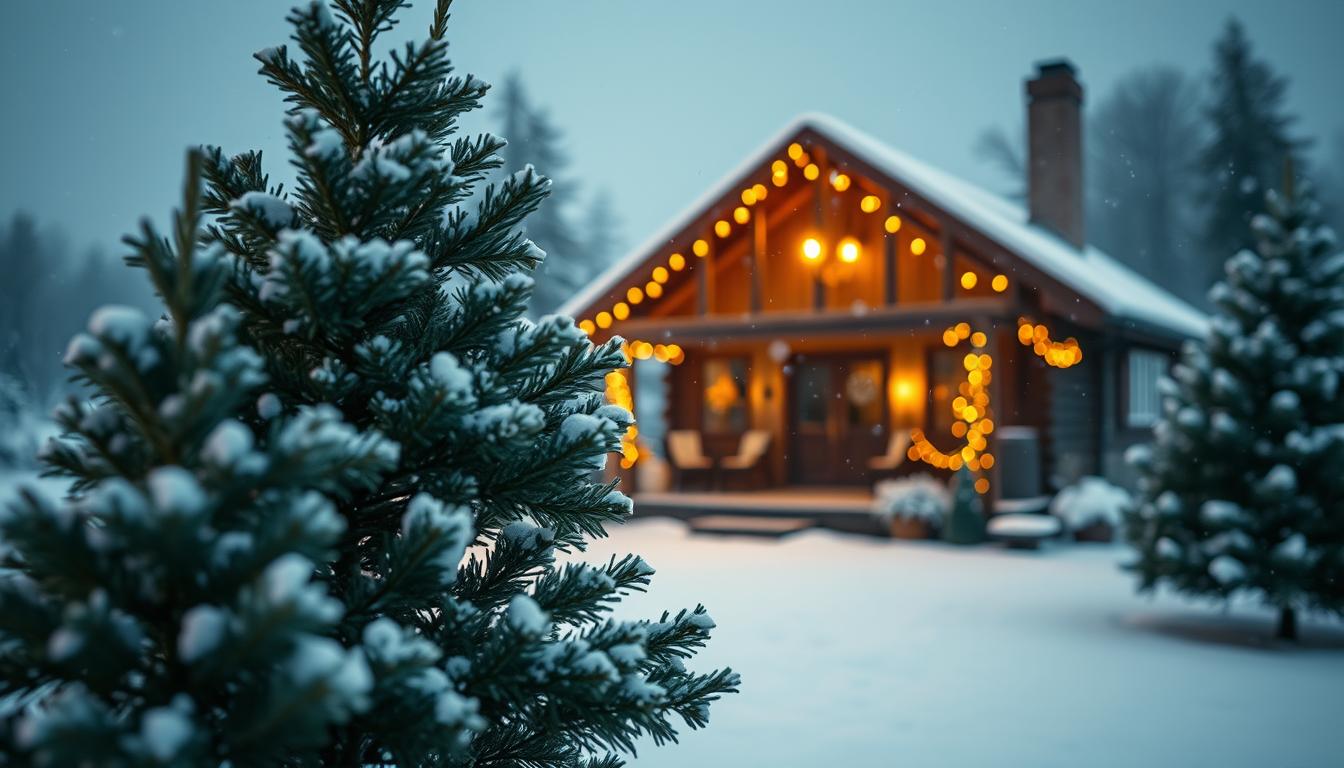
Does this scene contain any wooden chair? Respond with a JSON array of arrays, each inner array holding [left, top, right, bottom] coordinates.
[[667, 430, 714, 489], [867, 432, 913, 475], [720, 430, 772, 489]]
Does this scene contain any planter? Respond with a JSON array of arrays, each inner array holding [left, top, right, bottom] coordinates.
[[889, 517, 933, 540], [1073, 521, 1115, 543]]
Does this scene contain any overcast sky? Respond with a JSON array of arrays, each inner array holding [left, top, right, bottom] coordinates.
[[3, 1, 1342, 257]]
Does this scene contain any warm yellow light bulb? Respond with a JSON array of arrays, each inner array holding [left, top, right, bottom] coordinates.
[[992, 274, 1009, 292], [734, 206, 750, 225], [1017, 323, 1034, 345], [652, 266, 669, 284], [646, 281, 662, 299], [669, 253, 686, 271], [860, 195, 881, 213], [772, 170, 788, 187], [741, 188, 757, 206], [974, 478, 990, 495], [803, 163, 820, 181], [960, 271, 978, 290], [714, 220, 731, 238], [971, 331, 987, 348], [885, 215, 902, 233], [942, 329, 959, 347], [627, 286, 644, 304], [613, 302, 630, 320], [579, 319, 596, 335], [752, 183, 768, 200], [911, 237, 927, 256], [596, 311, 612, 329], [693, 239, 709, 257], [772, 160, 787, 174], [802, 237, 823, 261], [954, 322, 971, 339], [830, 172, 851, 192], [838, 237, 861, 264], [787, 142, 803, 160]]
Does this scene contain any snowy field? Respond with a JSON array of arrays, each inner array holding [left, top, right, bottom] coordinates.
[[4, 471, 1340, 767], [582, 518, 1344, 768]]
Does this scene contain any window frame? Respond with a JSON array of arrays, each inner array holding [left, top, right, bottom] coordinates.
[[1123, 347, 1170, 430]]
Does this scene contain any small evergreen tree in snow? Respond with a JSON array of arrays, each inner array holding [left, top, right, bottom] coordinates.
[[0, 2, 736, 765], [1199, 19, 1304, 289], [942, 467, 985, 545], [1125, 180, 1344, 640], [496, 74, 593, 316]]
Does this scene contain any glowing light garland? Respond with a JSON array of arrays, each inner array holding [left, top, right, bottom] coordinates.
[[1017, 317, 1082, 368], [909, 322, 996, 494]]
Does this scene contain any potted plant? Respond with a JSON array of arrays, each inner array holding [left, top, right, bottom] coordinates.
[[1050, 476, 1131, 542], [872, 474, 950, 539]]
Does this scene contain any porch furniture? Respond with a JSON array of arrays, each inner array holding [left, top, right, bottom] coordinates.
[[667, 430, 714, 489], [867, 431, 912, 474], [720, 430, 772, 489]]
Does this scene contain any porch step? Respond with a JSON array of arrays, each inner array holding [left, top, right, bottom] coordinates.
[[686, 515, 815, 538]]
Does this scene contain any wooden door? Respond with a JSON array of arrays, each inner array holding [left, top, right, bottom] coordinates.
[[789, 354, 888, 485]]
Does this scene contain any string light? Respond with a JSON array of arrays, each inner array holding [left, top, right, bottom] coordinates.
[[669, 253, 686, 271], [802, 237, 823, 262], [627, 286, 644, 304], [646, 281, 663, 298], [579, 319, 596, 335], [992, 274, 1009, 292], [752, 183, 768, 200], [596, 311, 612, 329], [1017, 317, 1083, 368], [830, 172, 851, 192], [960, 271, 978, 290], [910, 323, 997, 494], [911, 237, 927, 256], [741, 188, 757, 206], [652, 266, 669, 284], [787, 142, 804, 161], [613, 301, 630, 320], [803, 163, 820, 181], [693, 239, 709, 257], [714, 219, 731, 238], [734, 206, 751, 225], [861, 195, 881, 213], [838, 237, 861, 264]]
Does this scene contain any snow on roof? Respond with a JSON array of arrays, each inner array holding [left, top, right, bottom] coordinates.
[[560, 113, 1207, 339]]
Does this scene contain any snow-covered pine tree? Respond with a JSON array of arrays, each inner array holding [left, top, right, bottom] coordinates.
[[1199, 19, 1304, 289], [496, 74, 590, 316], [0, 2, 737, 765], [1125, 177, 1344, 640]]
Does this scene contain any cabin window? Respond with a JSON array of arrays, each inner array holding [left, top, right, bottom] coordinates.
[[1126, 349, 1167, 428], [702, 357, 749, 433]]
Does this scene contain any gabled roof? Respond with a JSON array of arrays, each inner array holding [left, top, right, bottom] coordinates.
[[560, 113, 1207, 339]]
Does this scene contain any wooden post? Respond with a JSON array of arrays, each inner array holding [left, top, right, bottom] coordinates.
[[884, 200, 899, 305], [751, 207, 766, 314], [813, 149, 828, 311], [698, 230, 715, 315], [940, 224, 956, 302]]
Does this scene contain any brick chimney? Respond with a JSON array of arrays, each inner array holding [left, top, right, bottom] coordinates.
[[1026, 60, 1085, 249]]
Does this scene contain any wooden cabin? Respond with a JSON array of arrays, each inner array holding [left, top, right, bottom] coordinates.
[[562, 61, 1205, 500]]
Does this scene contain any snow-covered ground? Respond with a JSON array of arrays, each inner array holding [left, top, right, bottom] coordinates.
[[582, 519, 1344, 768], [4, 469, 1338, 767]]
